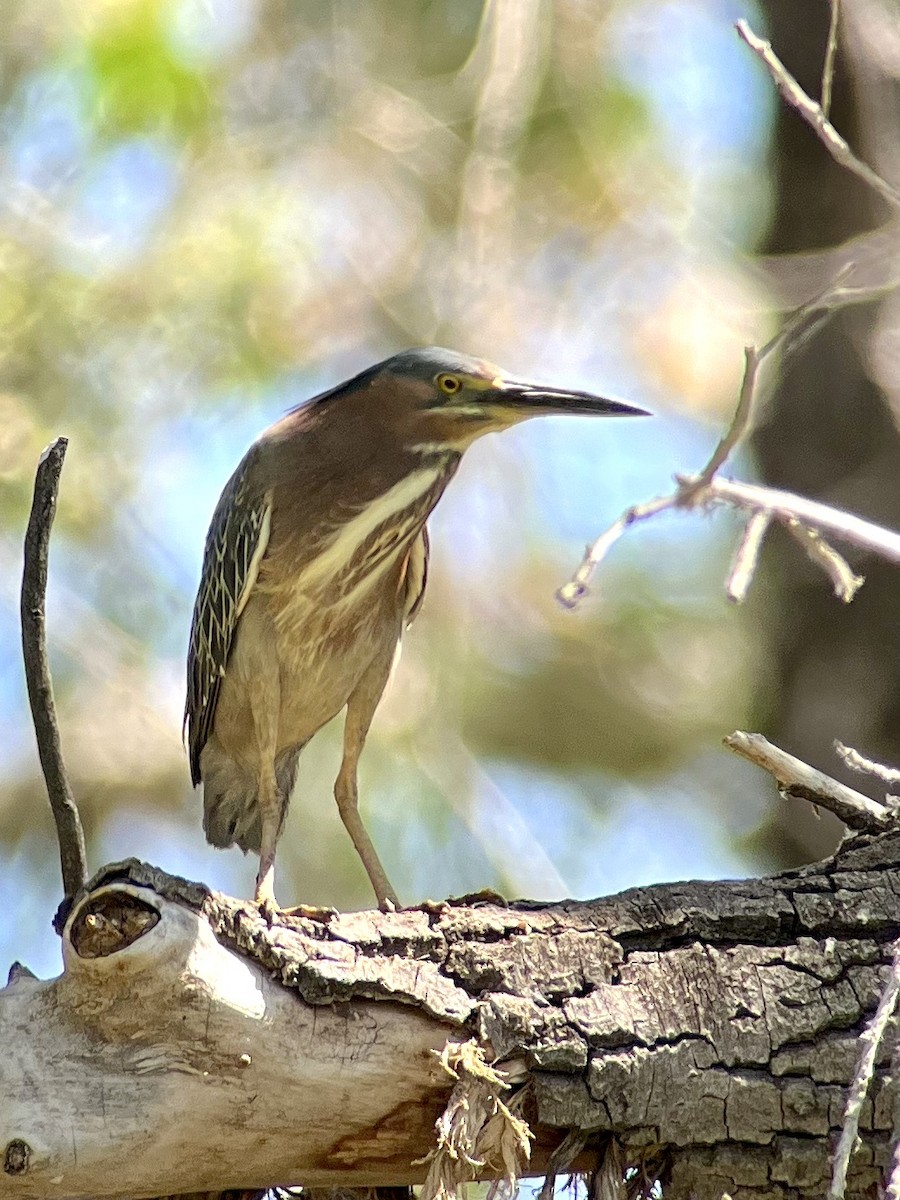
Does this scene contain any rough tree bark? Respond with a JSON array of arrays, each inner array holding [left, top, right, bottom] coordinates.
[[2, 823, 898, 1200]]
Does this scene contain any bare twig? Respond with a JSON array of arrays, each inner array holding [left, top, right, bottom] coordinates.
[[689, 265, 854, 493], [829, 939, 900, 1200], [784, 519, 864, 602], [559, 261, 899, 610], [557, 496, 673, 608], [724, 730, 891, 831], [691, 343, 762, 489], [888, 1025, 900, 1200], [558, 470, 900, 610], [887, 1081, 900, 1200], [705, 476, 900, 564], [821, 0, 841, 118], [726, 511, 771, 603], [20, 438, 87, 904], [835, 740, 900, 788], [736, 19, 900, 212]]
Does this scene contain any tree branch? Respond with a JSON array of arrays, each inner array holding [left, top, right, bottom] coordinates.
[[557, 470, 900, 611], [3, 848, 898, 1200], [830, 939, 900, 1200], [704, 475, 900, 564], [723, 730, 892, 831], [559, 18, 900, 613], [735, 18, 900, 213], [821, 0, 841, 119], [835, 741, 900, 789], [20, 437, 86, 906], [557, 262, 900, 611], [726, 510, 772, 603]]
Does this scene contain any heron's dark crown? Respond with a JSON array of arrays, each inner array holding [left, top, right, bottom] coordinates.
[[380, 346, 497, 382], [310, 346, 497, 404]]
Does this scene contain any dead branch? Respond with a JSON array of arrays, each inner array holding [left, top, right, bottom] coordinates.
[[19, 437, 86, 906], [691, 267, 854, 492], [558, 470, 900, 611], [724, 730, 891, 831], [821, 0, 841, 118], [559, 15, 900, 615], [726, 510, 772, 603], [830, 940, 900, 1200], [558, 266, 900, 610], [735, 18, 900, 213], [835, 741, 900, 789], [704, 475, 900, 563]]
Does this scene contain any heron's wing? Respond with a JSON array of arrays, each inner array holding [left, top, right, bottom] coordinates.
[[184, 450, 271, 783], [402, 524, 430, 626]]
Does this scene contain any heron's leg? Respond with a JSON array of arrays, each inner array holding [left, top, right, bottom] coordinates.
[[255, 770, 281, 914], [335, 650, 400, 910], [245, 645, 283, 915]]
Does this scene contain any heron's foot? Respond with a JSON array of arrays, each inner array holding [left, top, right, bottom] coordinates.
[[419, 888, 508, 912], [280, 902, 339, 924], [254, 866, 281, 926]]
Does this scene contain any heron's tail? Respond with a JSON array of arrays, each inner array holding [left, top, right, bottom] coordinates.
[[199, 740, 302, 853]]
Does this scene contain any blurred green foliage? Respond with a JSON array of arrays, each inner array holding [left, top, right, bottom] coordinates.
[[86, 1, 213, 138]]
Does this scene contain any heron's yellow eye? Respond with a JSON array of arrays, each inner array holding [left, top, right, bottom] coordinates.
[[436, 373, 462, 395]]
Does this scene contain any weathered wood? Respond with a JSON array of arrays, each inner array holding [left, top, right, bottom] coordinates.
[[2, 828, 899, 1200]]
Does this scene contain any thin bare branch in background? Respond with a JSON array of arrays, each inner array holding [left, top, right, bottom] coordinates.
[[557, 496, 673, 609], [557, 257, 900, 611], [726, 511, 771, 603], [689, 342, 761, 488], [784, 519, 864, 602], [736, 19, 900, 212], [558, 470, 900, 610], [723, 730, 891, 832], [822, 0, 841, 118], [20, 437, 87, 905], [703, 475, 900, 564], [687, 263, 853, 494], [829, 939, 900, 1200], [887, 1052, 900, 1200], [558, 276, 900, 609], [835, 740, 900, 788]]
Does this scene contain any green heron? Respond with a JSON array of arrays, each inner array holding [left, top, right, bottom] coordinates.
[[185, 347, 647, 913]]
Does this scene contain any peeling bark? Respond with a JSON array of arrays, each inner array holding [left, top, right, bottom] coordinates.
[[2, 828, 899, 1200]]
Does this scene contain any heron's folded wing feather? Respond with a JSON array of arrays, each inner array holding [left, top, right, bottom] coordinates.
[[184, 450, 271, 783], [403, 525, 430, 625]]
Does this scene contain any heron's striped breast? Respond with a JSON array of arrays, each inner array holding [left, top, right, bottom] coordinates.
[[277, 456, 456, 618]]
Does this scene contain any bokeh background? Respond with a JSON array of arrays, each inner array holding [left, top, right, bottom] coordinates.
[[3, 0, 900, 979]]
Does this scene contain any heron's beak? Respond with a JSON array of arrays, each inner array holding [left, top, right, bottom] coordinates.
[[492, 378, 650, 419]]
